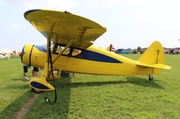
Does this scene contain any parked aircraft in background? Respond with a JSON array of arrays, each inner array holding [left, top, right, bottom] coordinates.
[[115, 49, 131, 54], [0, 49, 12, 59], [0, 49, 21, 59], [21, 9, 171, 103]]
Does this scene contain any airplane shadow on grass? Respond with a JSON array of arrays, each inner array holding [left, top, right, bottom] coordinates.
[[33, 76, 163, 119], [0, 90, 34, 119], [0, 76, 163, 119], [68, 76, 164, 89], [24, 77, 72, 119], [0, 77, 72, 119], [126, 76, 164, 89]]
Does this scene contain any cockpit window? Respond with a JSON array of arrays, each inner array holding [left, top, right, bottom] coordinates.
[[72, 49, 81, 56], [53, 44, 81, 56], [53, 44, 70, 55]]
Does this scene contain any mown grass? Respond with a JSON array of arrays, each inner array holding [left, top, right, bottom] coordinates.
[[0, 58, 34, 118], [0, 54, 180, 119]]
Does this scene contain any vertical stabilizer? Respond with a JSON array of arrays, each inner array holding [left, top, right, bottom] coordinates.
[[136, 41, 171, 73], [138, 41, 164, 64]]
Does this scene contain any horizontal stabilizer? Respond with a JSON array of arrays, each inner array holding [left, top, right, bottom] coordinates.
[[136, 61, 171, 69], [136, 41, 171, 73]]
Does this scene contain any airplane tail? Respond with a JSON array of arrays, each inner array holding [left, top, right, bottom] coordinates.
[[136, 41, 171, 74]]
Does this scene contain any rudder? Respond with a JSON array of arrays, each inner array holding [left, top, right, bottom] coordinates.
[[138, 41, 164, 64], [136, 41, 171, 74]]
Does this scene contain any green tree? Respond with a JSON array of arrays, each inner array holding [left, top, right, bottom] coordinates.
[[137, 46, 141, 52]]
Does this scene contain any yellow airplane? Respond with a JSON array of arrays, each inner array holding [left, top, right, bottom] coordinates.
[[21, 9, 171, 94]]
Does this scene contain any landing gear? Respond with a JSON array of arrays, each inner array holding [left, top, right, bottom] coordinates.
[[148, 75, 154, 81]]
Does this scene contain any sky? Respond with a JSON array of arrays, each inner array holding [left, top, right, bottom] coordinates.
[[1, 0, 180, 51]]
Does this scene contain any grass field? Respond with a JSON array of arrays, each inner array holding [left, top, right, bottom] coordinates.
[[0, 54, 179, 119]]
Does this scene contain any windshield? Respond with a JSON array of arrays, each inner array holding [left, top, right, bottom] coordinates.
[[42, 42, 54, 50]]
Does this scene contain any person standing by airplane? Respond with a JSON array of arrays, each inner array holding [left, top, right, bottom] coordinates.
[[23, 64, 29, 80], [72, 73, 76, 78], [23, 65, 39, 80], [19, 52, 29, 80], [110, 44, 115, 52], [32, 67, 39, 78], [106, 44, 115, 52], [19, 52, 39, 80]]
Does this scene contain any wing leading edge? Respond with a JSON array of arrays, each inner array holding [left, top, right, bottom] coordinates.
[[24, 9, 107, 49]]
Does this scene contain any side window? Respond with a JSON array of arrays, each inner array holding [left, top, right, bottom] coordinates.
[[55, 46, 62, 54], [72, 49, 81, 56], [53, 44, 70, 55], [62, 47, 70, 55]]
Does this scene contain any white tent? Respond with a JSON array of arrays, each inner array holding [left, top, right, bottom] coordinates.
[[0, 49, 13, 60]]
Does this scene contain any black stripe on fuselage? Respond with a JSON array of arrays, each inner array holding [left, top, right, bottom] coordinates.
[[29, 45, 34, 66], [35, 45, 122, 63]]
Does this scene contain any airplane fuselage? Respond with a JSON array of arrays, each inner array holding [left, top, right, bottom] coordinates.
[[21, 43, 161, 76]]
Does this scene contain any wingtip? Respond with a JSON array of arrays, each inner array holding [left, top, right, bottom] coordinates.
[[24, 9, 41, 19]]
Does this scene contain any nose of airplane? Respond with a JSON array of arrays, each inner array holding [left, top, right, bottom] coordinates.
[[20, 44, 34, 65]]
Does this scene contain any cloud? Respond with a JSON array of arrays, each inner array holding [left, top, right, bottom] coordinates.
[[84, 0, 119, 8], [6, 23, 24, 30], [103, 0, 120, 7], [4, 0, 77, 11]]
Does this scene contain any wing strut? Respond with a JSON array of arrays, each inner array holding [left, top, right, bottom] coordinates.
[[45, 39, 57, 104], [45, 22, 57, 104], [44, 24, 57, 104]]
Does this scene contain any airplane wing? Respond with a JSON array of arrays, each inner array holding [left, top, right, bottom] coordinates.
[[24, 9, 107, 49]]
